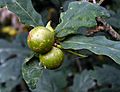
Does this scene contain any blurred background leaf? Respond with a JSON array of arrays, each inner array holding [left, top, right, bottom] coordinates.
[[0, 33, 31, 92], [69, 65, 120, 92], [0, 0, 43, 26]]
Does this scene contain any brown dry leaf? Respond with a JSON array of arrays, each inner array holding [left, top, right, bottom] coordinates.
[[0, 7, 26, 32]]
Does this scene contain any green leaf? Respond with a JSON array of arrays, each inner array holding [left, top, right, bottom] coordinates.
[[0, 33, 31, 92], [56, 1, 110, 37], [0, 0, 43, 26], [0, 57, 22, 92], [22, 54, 69, 92], [22, 57, 43, 90], [70, 70, 95, 92], [22, 56, 73, 92], [61, 36, 120, 65], [70, 65, 120, 92], [0, 34, 30, 65], [32, 70, 67, 92], [48, 70, 67, 90], [0, 81, 21, 92], [22, 59, 68, 92], [32, 71, 58, 92]]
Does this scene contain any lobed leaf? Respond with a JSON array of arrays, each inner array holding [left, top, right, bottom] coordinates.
[[56, 1, 110, 37], [32, 70, 67, 92], [22, 55, 69, 92], [61, 36, 120, 65], [22, 57, 43, 90], [0, 33, 31, 92]]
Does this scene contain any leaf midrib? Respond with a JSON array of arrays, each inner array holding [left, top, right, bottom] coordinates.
[[15, 1, 37, 25], [63, 41, 119, 52]]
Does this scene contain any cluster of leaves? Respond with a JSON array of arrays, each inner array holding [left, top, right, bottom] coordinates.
[[0, 1, 36, 91], [0, 0, 120, 92], [0, 33, 31, 92]]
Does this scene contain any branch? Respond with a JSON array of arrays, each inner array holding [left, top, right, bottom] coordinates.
[[98, 0, 105, 5], [105, 25, 120, 40], [87, 17, 120, 40], [67, 50, 87, 58]]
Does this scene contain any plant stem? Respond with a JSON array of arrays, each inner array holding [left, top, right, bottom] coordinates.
[[98, 0, 105, 5], [87, 17, 120, 41], [67, 50, 87, 58], [55, 44, 87, 58]]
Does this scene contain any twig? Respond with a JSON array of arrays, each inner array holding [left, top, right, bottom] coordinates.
[[86, 26, 104, 35], [54, 43, 87, 58], [98, 0, 105, 5], [67, 50, 87, 58], [87, 17, 120, 40], [97, 17, 120, 40], [105, 25, 120, 40]]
